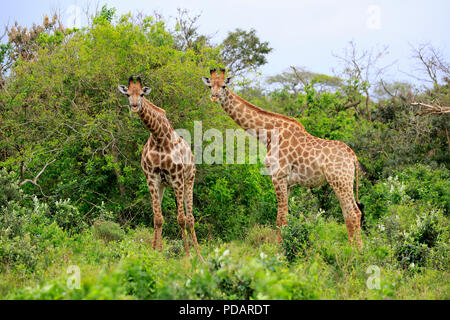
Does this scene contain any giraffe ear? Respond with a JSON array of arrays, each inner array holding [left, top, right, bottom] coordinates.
[[118, 85, 128, 95], [142, 87, 152, 95], [225, 77, 233, 86], [202, 77, 211, 86]]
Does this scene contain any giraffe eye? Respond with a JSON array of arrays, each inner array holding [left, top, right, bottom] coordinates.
[[126, 94, 130, 97], [222, 86, 226, 89], [140, 93, 144, 97]]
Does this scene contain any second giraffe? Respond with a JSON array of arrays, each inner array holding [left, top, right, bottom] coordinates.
[[202, 69, 365, 248]]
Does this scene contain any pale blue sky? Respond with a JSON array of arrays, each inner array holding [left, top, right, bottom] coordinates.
[[1, 0, 449, 85]]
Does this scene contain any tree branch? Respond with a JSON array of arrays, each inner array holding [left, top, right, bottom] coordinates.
[[344, 99, 362, 109], [290, 66, 308, 87], [412, 102, 450, 115], [20, 159, 56, 197]]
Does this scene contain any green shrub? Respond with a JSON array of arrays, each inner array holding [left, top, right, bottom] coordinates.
[[165, 239, 185, 258], [0, 169, 23, 207], [0, 234, 40, 272], [120, 257, 157, 299], [397, 164, 449, 215], [0, 201, 31, 239], [362, 175, 410, 222], [411, 210, 444, 248], [0, 188, 67, 272], [92, 220, 125, 242], [132, 226, 153, 246], [245, 224, 277, 248], [52, 199, 87, 233], [362, 164, 450, 225], [395, 242, 429, 270], [281, 213, 312, 263], [393, 209, 445, 269]]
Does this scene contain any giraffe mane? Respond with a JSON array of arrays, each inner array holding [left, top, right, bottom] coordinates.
[[228, 91, 306, 131], [143, 97, 166, 114]]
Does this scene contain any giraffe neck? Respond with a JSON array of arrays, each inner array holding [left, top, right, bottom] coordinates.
[[219, 89, 307, 133], [138, 99, 173, 145]]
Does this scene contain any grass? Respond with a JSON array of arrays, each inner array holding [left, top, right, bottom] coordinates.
[[1, 219, 448, 300]]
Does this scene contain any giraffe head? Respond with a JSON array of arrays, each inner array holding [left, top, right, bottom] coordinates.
[[202, 69, 233, 102], [118, 76, 152, 112]]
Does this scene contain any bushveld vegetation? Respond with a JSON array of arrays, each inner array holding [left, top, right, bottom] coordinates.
[[0, 6, 448, 299]]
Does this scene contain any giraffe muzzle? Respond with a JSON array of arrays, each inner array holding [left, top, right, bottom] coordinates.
[[130, 104, 141, 112], [211, 95, 218, 102]]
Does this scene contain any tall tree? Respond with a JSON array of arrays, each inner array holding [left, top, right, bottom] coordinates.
[[220, 28, 272, 76], [333, 40, 392, 121], [173, 8, 213, 52], [267, 66, 343, 94]]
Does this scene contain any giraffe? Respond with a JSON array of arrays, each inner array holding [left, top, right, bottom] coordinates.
[[118, 76, 203, 260], [202, 69, 365, 248]]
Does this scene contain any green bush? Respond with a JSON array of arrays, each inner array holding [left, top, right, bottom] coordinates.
[[395, 242, 429, 270], [120, 257, 157, 299], [52, 199, 87, 233], [0, 169, 23, 207], [131, 226, 153, 246], [0, 234, 40, 272], [411, 210, 444, 248], [165, 239, 185, 258], [397, 164, 449, 215], [394, 209, 446, 269], [92, 220, 125, 242], [281, 213, 312, 263], [245, 224, 277, 248], [0, 171, 69, 272]]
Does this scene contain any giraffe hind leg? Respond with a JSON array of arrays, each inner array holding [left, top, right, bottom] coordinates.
[[326, 176, 363, 249], [184, 179, 204, 262], [175, 188, 190, 256]]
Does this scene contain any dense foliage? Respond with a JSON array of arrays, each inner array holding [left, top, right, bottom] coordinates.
[[0, 7, 448, 299]]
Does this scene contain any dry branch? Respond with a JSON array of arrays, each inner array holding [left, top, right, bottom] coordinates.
[[412, 102, 450, 115], [20, 159, 56, 196], [290, 66, 308, 86]]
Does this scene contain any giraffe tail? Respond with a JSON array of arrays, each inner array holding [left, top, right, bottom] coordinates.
[[357, 201, 366, 231], [355, 158, 360, 202], [355, 158, 367, 231]]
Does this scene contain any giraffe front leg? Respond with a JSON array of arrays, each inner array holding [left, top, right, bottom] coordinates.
[[265, 153, 289, 244], [272, 177, 289, 244], [147, 181, 165, 251], [174, 187, 190, 257], [148, 184, 165, 252]]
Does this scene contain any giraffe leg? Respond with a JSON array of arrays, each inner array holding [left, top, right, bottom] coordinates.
[[148, 183, 165, 252], [174, 187, 190, 256], [184, 178, 204, 262], [345, 217, 355, 246], [326, 176, 363, 249], [272, 176, 289, 244], [353, 204, 363, 249], [348, 194, 363, 249]]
